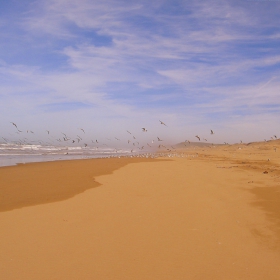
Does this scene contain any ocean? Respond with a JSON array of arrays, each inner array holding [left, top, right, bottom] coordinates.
[[0, 143, 136, 167]]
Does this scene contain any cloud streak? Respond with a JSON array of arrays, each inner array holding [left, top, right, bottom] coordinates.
[[0, 0, 280, 143]]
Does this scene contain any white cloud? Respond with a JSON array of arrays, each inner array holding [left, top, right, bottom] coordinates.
[[1, 0, 280, 143]]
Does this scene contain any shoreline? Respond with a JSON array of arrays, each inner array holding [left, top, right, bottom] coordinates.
[[0, 156, 163, 212]]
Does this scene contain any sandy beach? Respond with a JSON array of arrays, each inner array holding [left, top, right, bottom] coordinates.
[[1, 141, 280, 279]]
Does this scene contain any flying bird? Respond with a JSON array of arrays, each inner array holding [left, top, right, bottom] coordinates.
[[11, 122, 18, 129], [80, 128, 85, 133], [127, 130, 132, 134], [157, 137, 163, 141], [142, 128, 147, 132], [195, 135, 200, 141], [159, 120, 167, 126], [211, 130, 214, 135]]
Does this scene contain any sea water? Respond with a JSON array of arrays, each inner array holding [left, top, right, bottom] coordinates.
[[0, 143, 134, 167]]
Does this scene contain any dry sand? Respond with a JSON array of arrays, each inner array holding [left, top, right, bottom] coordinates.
[[1, 140, 280, 279]]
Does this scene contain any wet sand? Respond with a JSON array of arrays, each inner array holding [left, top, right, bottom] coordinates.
[[0, 141, 280, 279]]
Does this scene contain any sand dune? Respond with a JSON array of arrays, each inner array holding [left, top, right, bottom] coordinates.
[[0, 140, 280, 279]]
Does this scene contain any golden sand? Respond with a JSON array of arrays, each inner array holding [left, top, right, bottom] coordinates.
[[0, 140, 280, 279]]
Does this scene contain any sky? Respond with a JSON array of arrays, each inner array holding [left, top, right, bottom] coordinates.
[[1, 0, 280, 147]]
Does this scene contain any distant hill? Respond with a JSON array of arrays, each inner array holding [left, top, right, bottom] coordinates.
[[174, 141, 220, 148]]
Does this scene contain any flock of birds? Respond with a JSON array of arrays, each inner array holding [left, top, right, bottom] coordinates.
[[4, 122, 279, 155], [1, 121, 218, 154]]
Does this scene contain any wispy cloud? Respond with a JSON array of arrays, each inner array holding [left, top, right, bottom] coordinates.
[[0, 0, 280, 143]]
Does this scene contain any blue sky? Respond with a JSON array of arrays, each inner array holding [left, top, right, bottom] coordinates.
[[1, 0, 280, 146]]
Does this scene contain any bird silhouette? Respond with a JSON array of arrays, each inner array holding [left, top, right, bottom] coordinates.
[[10, 122, 18, 129], [159, 120, 167, 126]]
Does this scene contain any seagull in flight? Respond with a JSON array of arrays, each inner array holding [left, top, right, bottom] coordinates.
[[159, 120, 167, 126], [211, 130, 214, 135], [157, 137, 163, 141], [11, 122, 18, 129], [195, 135, 200, 141], [80, 128, 85, 134], [142, 128, 147, 132]]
